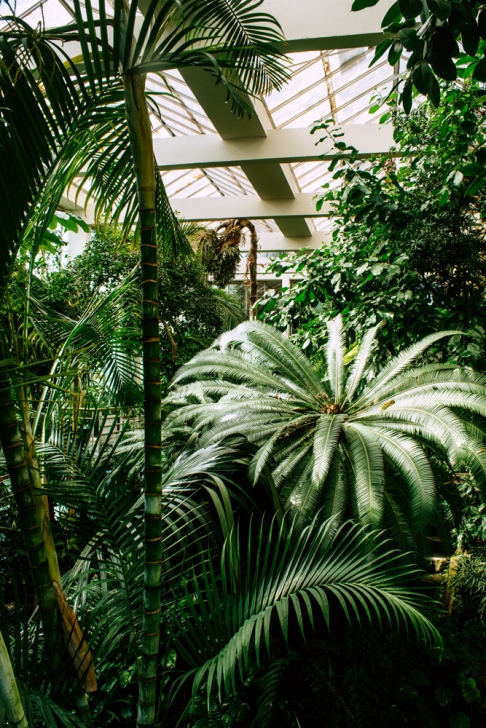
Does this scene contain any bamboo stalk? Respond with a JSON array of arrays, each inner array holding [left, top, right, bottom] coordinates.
[[0, 631, 28, 728], [123, 71, 162, 728], [0, 357, 63, 675]]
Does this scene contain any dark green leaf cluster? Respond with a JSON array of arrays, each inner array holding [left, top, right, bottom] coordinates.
[[353, 0, 486, 110], [260, 84, 486, 371]]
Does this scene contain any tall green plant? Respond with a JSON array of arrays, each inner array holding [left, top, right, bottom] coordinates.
[[1, 3, 288, 721]]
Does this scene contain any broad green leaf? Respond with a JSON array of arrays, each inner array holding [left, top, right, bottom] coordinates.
[[435, 685, 453, 706], [413, 60, 434, 95], [399, 0, 423, 19], [352, 0, 380, 10], [427, 0, 451, 21]]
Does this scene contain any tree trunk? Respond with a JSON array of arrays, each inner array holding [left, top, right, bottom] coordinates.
[[245, 220, 258, 318], [19, 396, 62, 586], [0, 631, 28, 728], [123, 71, 163, 728], [0, 358, 64, 677]]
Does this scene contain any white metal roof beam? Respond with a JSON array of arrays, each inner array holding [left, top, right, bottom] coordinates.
[[172, 194, 330, 221], [177, 67, 313, 237], [154, 124, 394, 170], [241, 232, 330, 252], [262, 0, 394, 52]]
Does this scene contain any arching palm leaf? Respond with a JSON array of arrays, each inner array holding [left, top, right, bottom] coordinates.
[[175, 517, 439, 701]]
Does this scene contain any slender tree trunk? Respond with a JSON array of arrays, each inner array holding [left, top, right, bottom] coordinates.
[[0, 357, 63, 675], [19, 395, 62, 586], [0, 631, 28, 728], [123, 71, 162, 728], [244, 220, 258, 318]]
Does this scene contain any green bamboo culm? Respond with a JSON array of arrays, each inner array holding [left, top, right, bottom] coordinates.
[[123, 71, 163, 728], [0, 355, 63, 667], [0, 630, 29, 728]]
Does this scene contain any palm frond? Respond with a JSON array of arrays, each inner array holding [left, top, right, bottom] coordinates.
[[344, 320, 385, 403], [175, 517, 439, 701], [326, 316, 346, 404], [353, 330, 460, 408]]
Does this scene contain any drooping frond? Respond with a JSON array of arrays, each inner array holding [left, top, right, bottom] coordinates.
[[175, 518, 439, 700], [371, 428, 435, 533], [311, 415, 345, 489], [344, 423, 385, 527]]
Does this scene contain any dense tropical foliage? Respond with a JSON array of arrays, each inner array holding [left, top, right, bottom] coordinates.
[[2, 0, 486, 726], [259, 82, 486, 370]]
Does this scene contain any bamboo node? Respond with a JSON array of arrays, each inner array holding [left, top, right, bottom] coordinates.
[[28, 540, 45, 552], [10, 460, 27, 470], [5, 439, 22, 449]]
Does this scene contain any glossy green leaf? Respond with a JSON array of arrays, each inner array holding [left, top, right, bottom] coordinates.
[[429, 54, 457, 81], [435, 685, 453, 706], [382, 1, 402, 27], [413, 60, 434, 94], [400, 28, 425, 52], [399, 0, 423, 19], [478, 10, 486, 41], [352, 0, 380, 10], [462, 23, 480, 57], [389, 40, 404, 65], [427, 0, 451, 21]]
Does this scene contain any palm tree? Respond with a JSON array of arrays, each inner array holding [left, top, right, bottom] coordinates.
[[195, 218, 260, 316], [174, 515, 438, 707], [0, 3, 288, 721], [165, 317, 486, 547]]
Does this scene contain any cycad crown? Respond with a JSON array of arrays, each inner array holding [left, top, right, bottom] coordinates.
[[166, 317, 486, 541]]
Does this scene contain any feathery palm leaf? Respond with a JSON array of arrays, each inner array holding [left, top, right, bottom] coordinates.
[[175, 517, 439, 701]]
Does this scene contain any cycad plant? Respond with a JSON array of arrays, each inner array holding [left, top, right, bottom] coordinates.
[[166, 317, 486, 548]]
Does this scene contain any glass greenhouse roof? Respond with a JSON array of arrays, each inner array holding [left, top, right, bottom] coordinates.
[[4, 0, 396, 236]]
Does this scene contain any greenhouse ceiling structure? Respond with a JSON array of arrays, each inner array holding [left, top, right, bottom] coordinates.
[[8, 0, 397, 276]]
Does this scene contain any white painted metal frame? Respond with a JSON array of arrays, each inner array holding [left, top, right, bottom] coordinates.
[[8, 0, 397, 261]]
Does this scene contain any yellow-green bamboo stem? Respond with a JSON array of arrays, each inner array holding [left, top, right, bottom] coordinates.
[[20, 397, 62, 586], [0, 631, 28, 728], [123, 70, 162, 728], [0, 348, 65, 687]]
